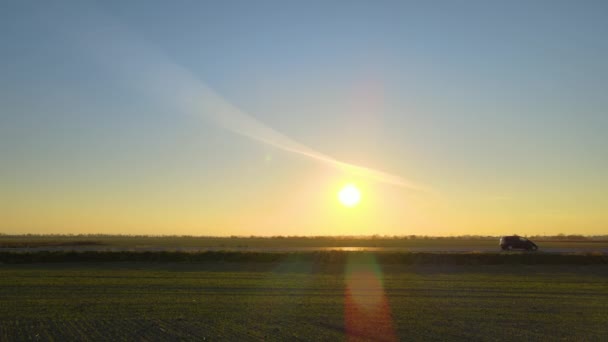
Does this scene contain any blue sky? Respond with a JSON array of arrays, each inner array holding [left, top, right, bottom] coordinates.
[[1, 0, 607, 235]]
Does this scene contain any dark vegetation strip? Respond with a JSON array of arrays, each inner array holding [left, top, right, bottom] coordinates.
[[0, 241, 104, 248], [0, 251, 607, 265]]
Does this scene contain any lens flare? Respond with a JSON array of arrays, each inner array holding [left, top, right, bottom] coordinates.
[[344, 254, 396, 341]]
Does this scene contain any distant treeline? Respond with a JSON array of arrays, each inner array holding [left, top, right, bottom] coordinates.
[[0, 251, 606, 265], [1, 233, 607, 240]]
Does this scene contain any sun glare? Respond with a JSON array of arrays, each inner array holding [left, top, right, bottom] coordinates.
[[338, 184, 361, 207]]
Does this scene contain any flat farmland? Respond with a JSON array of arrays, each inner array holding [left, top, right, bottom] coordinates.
[[2, 236, 607, 254], [1, 260, 607, 341]]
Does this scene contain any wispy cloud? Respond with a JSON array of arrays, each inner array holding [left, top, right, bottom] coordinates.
[[72, 5, 428, 192]]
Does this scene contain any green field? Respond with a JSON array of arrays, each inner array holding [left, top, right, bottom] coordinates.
[[1, 259, 607, 341]]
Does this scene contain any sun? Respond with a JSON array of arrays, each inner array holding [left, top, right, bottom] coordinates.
[[338, 184, 361, 207]]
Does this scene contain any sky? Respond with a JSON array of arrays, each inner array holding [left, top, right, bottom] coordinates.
[[1, 0, 607, 236]]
